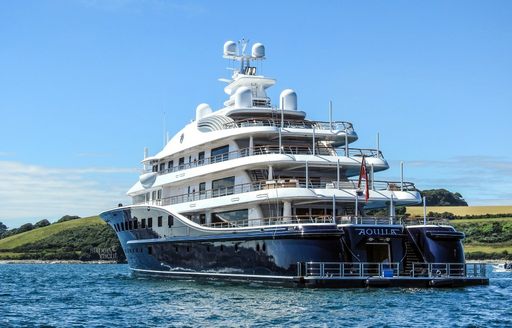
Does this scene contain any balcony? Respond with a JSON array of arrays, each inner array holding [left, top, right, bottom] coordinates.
[[147, 145, 383, 176], [136, 178, 416, 207], [223, 118, 354, 132]]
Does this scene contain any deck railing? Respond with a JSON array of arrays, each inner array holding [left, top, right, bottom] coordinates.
[[146, 145, 383, 176], [410, 262, 487, 278], [302, 262, 401, 278], [142, 179, 416, 206], [301, 262, 487, 278], [201, 215, 336, 229], [223, 118, 354, 132]]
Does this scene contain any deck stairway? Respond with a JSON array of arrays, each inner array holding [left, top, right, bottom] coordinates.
[[403, 240, 423, 275], [249, 169, 269, 182]]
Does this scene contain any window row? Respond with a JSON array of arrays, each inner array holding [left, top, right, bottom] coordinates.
[[114, 215, 174, 232], [151, 145, 229, 173]]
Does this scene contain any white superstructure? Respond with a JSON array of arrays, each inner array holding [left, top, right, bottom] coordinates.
[[127, 39, 421, 228]]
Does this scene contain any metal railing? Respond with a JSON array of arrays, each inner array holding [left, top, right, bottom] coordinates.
[[138, 178, 416, 206], [223, 118, 354, 132], [302, 262, 487, 278], [303, 262, 400, 278], [145, 145, 383, 176], [410, 262, 487, 278], [201, 215, 335, 229]]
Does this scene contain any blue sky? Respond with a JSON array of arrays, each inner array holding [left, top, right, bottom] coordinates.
[[1, 0, 511, 227]]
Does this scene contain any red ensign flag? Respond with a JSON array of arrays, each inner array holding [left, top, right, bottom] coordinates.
[[357, 156, 370, 202]]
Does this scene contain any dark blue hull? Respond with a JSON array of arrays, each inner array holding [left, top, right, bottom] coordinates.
[[100, 206, 488, 287]]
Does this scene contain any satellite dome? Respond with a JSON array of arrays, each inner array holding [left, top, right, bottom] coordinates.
[[223, 41, 237, 56], [280, 89, 297, 111], [252, 43, 265, 58], [196, 103, 212, 120]]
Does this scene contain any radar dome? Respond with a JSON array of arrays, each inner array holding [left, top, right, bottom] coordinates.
[[280, 89, 297, 111], [252, 43, 265, 58], [196, 103, 212, 121], [223, 41, 237, 56]]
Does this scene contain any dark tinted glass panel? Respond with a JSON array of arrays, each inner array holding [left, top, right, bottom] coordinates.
[[211, 145, 229, 163], [212, 176, 235, 197], [158, 216, 162, 227], [148, 217, 153, 228]]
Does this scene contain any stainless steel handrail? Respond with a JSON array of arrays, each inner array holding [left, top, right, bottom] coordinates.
[[303, 262, 400, 278], [224, 118, 354, 131], [144, 145, 383, 176], [411, 262, 487, 278], [137, 179, 417, 206], [302, 262, 488, 278]]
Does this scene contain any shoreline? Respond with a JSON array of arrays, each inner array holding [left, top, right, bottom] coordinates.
[[0, 259, 505, 265], [0, 260, 121, 264]]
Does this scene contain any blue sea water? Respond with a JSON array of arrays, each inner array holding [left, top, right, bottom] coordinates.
[[0, 264, 510, 327]]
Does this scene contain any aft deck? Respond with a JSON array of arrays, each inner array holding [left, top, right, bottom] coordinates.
[[295, 261, 489, 288]]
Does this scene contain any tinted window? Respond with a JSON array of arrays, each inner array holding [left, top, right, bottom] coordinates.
[[141, 218, 146, 228], [212, 176, 235, 197], [168, 215, 173, 227], [158, 216, 162, 227], [148, 217, 153, 228], [211, 145, 229, 163]]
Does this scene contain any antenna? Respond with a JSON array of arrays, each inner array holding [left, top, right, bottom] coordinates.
[[239, 38, 249, 56], [163, 112, 167, 147]]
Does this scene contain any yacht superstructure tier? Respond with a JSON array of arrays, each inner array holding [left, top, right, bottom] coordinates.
[[100, 40, 488, 288]]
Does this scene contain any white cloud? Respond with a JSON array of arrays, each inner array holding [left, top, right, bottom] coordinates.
[[0, 161, 137, 227]]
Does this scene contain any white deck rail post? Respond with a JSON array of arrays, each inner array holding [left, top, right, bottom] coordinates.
[[329, 100, 333, 132], [312, 126, 316, 156], [279, 107, 284, 154], [336, 159, 340, 189], [344, 131, 349, 156], [377, 132, 380, 158], [423, 196, 427, 225], [400, 161, 404, 191], [370, 163, 375, 190], [390, 194, 395, 224], [355, 192, 359, 218], [305, 160, 309, 188], [332, 194, 336, 223]]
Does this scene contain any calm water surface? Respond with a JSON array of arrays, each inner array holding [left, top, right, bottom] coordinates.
[[0, 264, 510, 327]]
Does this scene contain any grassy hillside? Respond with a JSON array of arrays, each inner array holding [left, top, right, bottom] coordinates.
[[451, 217, 512, 260], [0, 216, 123, 261], [0, 216, 104, 250], [406, 205, 512, 217]]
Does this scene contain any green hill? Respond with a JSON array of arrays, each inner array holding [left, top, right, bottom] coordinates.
[[451, 217, 512, 260], [0, 216, 124, 261]]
